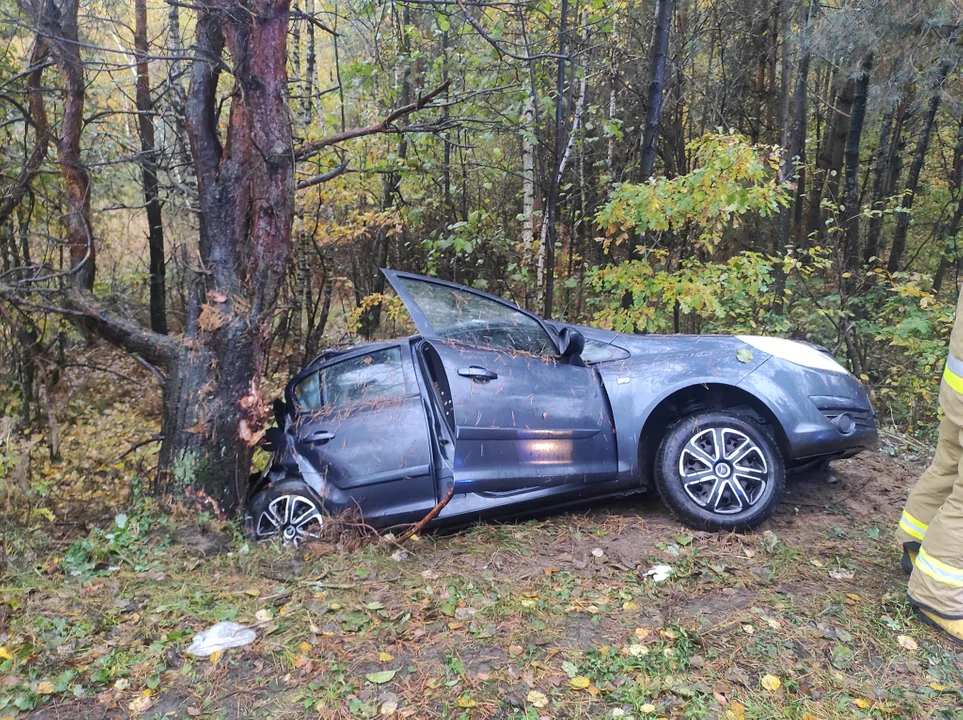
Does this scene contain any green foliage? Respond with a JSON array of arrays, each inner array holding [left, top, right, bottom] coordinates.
[[589, 249, 830, 335], [61, 500, 171, 578], [858, 272, 954, 432], [597, 133, 792, 251], [590, 248, 951, 435]]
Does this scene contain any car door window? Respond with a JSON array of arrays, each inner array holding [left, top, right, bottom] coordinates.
[[395, 276, 558, 356], [294, 347, 405, 411]]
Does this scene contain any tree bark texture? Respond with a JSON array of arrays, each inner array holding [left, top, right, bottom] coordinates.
[[639, 0, 674, 181], [841, 55, 871, 280], [160, 0, 294, 514], [20, 0, 95, 288]]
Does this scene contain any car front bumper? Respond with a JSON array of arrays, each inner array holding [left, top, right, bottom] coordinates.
[[739, 357, 879, 464]]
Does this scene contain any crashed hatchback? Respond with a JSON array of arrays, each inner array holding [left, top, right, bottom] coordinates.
[[245, 270, 877, 545]]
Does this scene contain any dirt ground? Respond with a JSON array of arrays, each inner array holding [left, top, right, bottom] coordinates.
[[3, 438, 962, 720]]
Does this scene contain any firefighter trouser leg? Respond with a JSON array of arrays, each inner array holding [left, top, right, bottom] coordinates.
[[896, 416, 962, 548], [907, 385, 963, 620], [909, 469, 963, 619]]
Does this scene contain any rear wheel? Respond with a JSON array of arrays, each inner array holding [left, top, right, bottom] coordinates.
[[245, 480, 324, 547], [655, 412, 784, 531]]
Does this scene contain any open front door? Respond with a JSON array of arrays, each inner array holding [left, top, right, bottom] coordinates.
[[385, 270, 617, 493]]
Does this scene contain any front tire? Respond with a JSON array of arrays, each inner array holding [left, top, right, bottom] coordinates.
[[655, 412, 784, 532], [245, 479, 324, 547]]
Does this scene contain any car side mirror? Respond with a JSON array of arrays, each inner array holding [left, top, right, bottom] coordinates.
[[558, 327, 585, 364]]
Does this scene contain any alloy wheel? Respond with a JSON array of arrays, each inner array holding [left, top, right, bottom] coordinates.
[[678, 427, 769, 515], [255, 494, 323, 546]]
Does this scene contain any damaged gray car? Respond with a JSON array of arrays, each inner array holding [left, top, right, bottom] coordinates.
[[245, 269, 877, 545]]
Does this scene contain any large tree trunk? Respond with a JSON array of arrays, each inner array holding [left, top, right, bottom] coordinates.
[[134, 0, 168, 335], [887, 61, 949, 273], [155, 0, 294, 514], [23, 0, 95, 288]]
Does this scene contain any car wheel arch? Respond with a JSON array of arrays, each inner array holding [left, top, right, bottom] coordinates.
[[636, 382, 789, 488]]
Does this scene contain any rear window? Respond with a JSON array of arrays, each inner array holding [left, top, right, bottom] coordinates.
[[294, 347, 406, 410]]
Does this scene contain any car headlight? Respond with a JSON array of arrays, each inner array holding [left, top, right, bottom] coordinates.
[[736, 335, 851, 375]]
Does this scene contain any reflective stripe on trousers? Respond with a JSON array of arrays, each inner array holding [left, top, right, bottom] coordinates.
[[899, 510, 928, 541], [916, 548, 963, 589], [944, 354, 963, 394]]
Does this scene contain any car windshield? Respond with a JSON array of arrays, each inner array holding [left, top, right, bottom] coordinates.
[[396, 276, 558, 356]]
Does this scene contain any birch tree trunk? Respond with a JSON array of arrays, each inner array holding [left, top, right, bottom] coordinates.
[[521, 94, 536, 259]]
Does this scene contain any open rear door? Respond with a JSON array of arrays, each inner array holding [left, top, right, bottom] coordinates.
[[385, 270, 617, 493]]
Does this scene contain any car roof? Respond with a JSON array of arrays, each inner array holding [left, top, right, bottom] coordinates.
[[302, 336, 419, 372]]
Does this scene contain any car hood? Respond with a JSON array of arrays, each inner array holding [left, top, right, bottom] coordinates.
[[571, 324, 758, 357]]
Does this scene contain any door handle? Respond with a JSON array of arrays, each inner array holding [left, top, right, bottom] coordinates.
[[304, 430, 335, 444], [458, 366, 498, 382]]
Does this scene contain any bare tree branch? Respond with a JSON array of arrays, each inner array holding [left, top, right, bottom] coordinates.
[[453, 0, 568, 61], [297, 161, 350, 190], [295, 80, 450, 161]]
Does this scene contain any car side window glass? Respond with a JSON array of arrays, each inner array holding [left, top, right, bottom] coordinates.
[[398, 277, 558, 356], [580, 339, 631, 364], [324, 347, 406, 408], [294, 347, 406, 411], [294, 371, 322, 410]]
